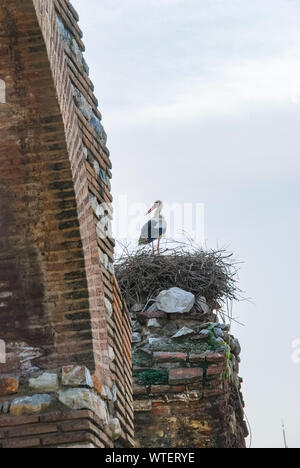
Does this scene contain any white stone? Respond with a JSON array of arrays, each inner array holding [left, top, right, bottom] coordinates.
[[196, 296, 210, 314], [147, 318, 161, 329], [104, 298, 113, 317], [109, 418, 122, 440], [58, 389, 109, 423], [61, 365, 93, 388], [103, 254, 109, 269], [148, 337, 165, 347], [156, 287, 195, 314], [108, 346, 115, 361], [29, 373, 59, 392], [107, 262, 115, 275], [132, 332, 142, 343], [112, 384, 117, 403], [172, 327, 195, 340], [101, 385, 112, 401], [132, 304, 143, 313]]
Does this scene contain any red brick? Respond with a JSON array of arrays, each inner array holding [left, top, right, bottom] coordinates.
[[152, 403, 170, 416], [0, 415, 39, 427], [150, 385, 185, 394], [41, 431, 92, 447], [206, 365, 225, 378], [140, 310, 167, 321], [8, 423, 58, 438], [2, 437, 41, 449], [39, 409, 93, 423], [169, 368, 203, 385], [153, 352, 187, 363], [60, 419, 96, 433], [205, 352, 226, 364]]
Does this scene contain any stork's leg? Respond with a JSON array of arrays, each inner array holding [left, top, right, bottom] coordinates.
[[152, 242, 154, 255], [157, 238, 161, 255]]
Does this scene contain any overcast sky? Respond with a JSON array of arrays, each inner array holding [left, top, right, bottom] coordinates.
[[72, 0, 300, 448]]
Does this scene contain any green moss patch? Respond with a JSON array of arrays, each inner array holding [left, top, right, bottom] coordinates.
[[133, 369, 169, 386]]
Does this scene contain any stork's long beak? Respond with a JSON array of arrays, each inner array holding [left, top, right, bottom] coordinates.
[[146, 205, 155, 215]]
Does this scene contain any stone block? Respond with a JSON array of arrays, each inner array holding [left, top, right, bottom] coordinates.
[[29, 373, 59, 392], [156, 287, 195, 314], [147, 318, 161, 329], [58, 389, 108, 423], [10, 394, 53, 416], [61, 366, 93, 388], [172, 327, 195, 340], [108, 418, 121, 440]]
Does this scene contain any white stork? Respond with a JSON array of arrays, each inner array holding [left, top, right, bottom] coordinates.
[[139, 200, 167, 254]]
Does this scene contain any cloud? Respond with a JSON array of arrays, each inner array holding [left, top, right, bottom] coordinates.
[[104, 52, 300, 125], [72, 0, 300, 126]]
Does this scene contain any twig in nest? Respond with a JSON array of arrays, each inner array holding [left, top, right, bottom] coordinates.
[[115, 239, 243, 313]]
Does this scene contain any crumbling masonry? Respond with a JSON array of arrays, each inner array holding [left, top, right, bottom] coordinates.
[[131, 291, 248, 448]]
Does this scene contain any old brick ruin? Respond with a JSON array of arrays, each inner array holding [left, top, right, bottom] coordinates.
[[132, 289, 248, 448], [0, 0, 133, 448], [0, 0, 247, 450]]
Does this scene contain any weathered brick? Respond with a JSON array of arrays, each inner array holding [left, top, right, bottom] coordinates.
[[8, 423, 58, 438], [40, 410, 93, 423], [152, 402, 170, 416], [206, 365, 225, 378], [169, 368, 204, 385], [139, 310, 167, 321], [0, 415, 39, 427], [133, 400, 152, 412], [150, 385, 185, 394], [189, 354, 207, 363], [153, 352, 187, 363], [205, 352, 226, 364], [2, 437, 41, 449], [133, 385, 148, 396], [41, 431, 93, 447]]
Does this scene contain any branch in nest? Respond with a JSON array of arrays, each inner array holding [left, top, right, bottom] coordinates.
[[115, 239, 243, 311]]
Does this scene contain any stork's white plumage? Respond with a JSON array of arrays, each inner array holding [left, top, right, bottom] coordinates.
[[139, 201, 167, 254]]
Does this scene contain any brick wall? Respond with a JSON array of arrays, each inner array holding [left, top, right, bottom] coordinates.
[[0, 410, 115, 448], [0, 0, 133, 448]]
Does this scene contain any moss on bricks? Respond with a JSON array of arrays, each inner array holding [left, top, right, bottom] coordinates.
[[133, 369, 169, 386]]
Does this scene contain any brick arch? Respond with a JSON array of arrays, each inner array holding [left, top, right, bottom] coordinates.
[[0, 0, 96, 375], [0, 0, 134, 448]]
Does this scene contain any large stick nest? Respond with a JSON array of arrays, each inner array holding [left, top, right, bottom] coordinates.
[[115, 241, 242, 310]]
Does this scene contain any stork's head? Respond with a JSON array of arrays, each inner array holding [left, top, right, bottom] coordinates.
[[146, 200, 163, 215]]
